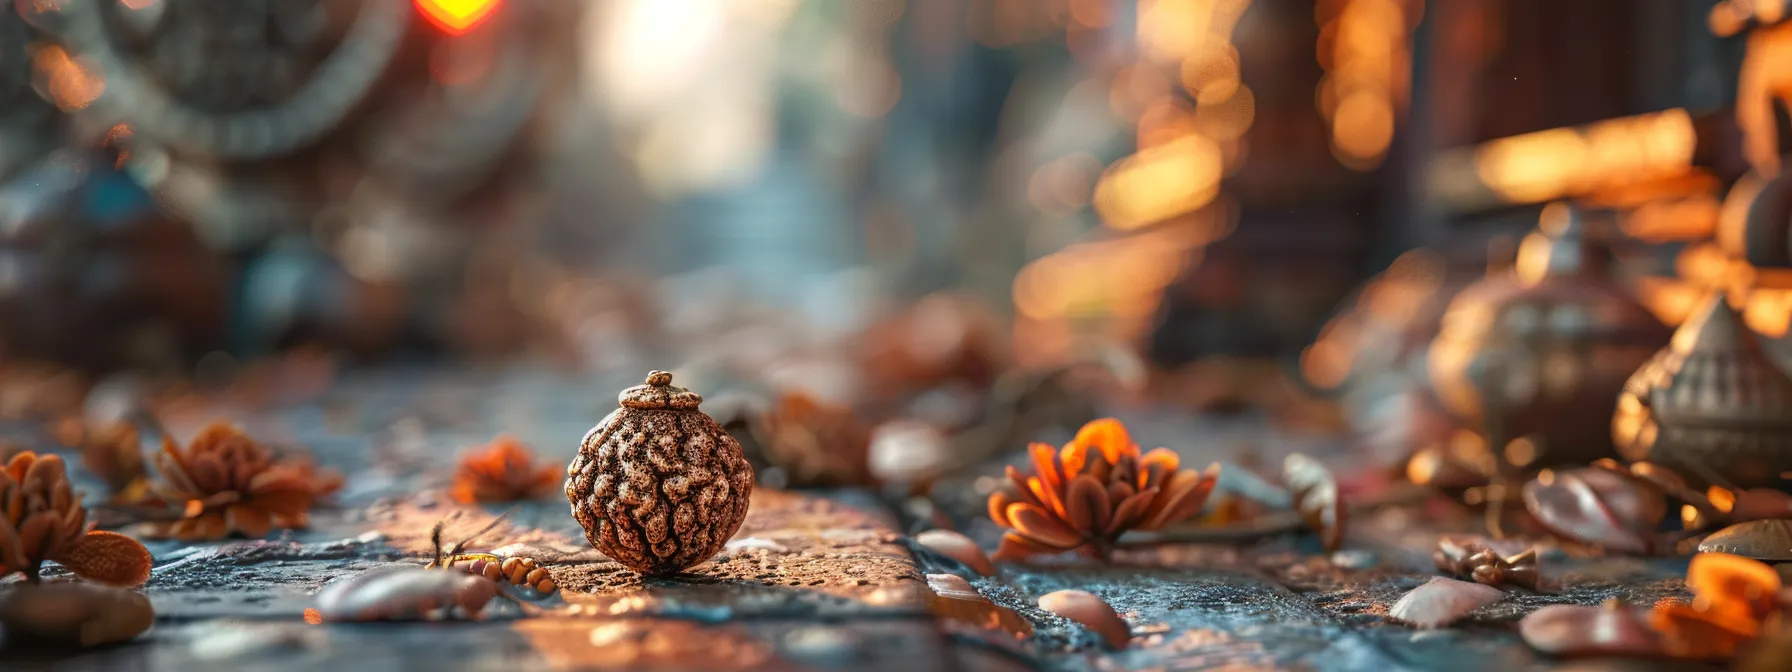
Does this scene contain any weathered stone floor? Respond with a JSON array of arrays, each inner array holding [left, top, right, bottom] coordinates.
[[1, 367, 1705, 671]]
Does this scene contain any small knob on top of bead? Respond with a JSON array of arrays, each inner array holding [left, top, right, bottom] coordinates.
[[619, 370, 704, 410]]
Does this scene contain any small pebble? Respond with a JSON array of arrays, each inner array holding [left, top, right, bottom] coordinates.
[[1329, 549, 1379, 570], [915, 530, 995, 576], [0, 583, 154, 647], [1037, 590, 1130, 650]]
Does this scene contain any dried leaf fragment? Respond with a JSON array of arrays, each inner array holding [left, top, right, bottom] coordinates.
[[1432, 536, 1541, 590]]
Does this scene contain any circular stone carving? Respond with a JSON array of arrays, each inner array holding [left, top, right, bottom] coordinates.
[[565, 371, 754, 575]]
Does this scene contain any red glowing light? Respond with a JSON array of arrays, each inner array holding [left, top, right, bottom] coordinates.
[[414, 0, 501, 35]]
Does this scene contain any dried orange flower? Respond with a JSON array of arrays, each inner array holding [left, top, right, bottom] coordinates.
[[989, 418, 1219, 560], [80, 422, 150, 503], [1649, 553, 1784, 660], [450, 435, 559, 504], [2, 452, 152, 586], [145, 422, 342, 540]]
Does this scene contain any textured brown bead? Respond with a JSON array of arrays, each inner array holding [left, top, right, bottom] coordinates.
[[565, 371, 755, 575]]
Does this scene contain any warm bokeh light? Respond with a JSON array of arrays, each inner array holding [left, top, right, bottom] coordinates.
[[1737, 20, 1792, 176], [31, 44, 104, 111], [1137, 98, 1201, 149], [1472, 109, 1695, 204], [1316, 0, 1420, 170], [1301, 248, 1444, 390], [1194, 85, 1255, 141], [1330, 91, 1395, 168], [1621, 196, 1720, 242], [1635, 276, 1707, 326], [1746, 289, 1792, 337], [414, 0, 504, 36], [1093, 136, 1224, 231], [1180, 44, 1241, 104]]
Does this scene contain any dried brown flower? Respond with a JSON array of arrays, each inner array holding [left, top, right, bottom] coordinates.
[[988, 418, 1219, 560], [145, 422, 342, 540], [1, 452, 152, 586], [754, 392, 872, 487], [1432, 536, 1540, 590], [1284, 453, 1346, 552], [450, 435, 560, 504], [79, 422, 150, 503]]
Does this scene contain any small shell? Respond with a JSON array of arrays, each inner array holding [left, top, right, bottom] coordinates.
[[1519, 603, 1663, 658], [0, 582, 154, 648], [1037, 589, 1129, 649], [1522, 468, 1657, 553], [313, 567, 496, 622], [1389, 577, 1505, 629], [867, 421, 951, 484], [914, 530, 995, 576], [1699, 520, 1792, 562], [1729, 489, 1792, 522]]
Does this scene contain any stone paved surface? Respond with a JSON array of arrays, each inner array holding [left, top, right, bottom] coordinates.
[[0, 367, 1703, 671]]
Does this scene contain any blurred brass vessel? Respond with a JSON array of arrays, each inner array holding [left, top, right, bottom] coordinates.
[[1614, 294, 1792, 489], [1428, 205, 1671, 466]]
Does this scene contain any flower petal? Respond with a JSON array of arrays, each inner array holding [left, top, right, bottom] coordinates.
[[989, 489, 1019, 528], [1004, 466, 1043, 508], [226, 505, 274, 539], [1059, 443, 1089, 481], [1138, 467, 1219, 531], [1064, 475, 1112, 535], [991, 531, 1060, 561], [1073, 419, 1135, 464], [52, 530, 153, 587], [1006, 502, 1083, 549], [1138, 449, 1180, 489], [0, 514, 28, 570], [5, 452, 33, 482], [1104, 488, 1158, 537], [1030, 443, 1066, 515], [184, 455, 229, 496]]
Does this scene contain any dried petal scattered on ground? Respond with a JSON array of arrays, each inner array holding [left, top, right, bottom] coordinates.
[[1037, 589, 1129, 649], [914, 529, 994, 576]]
